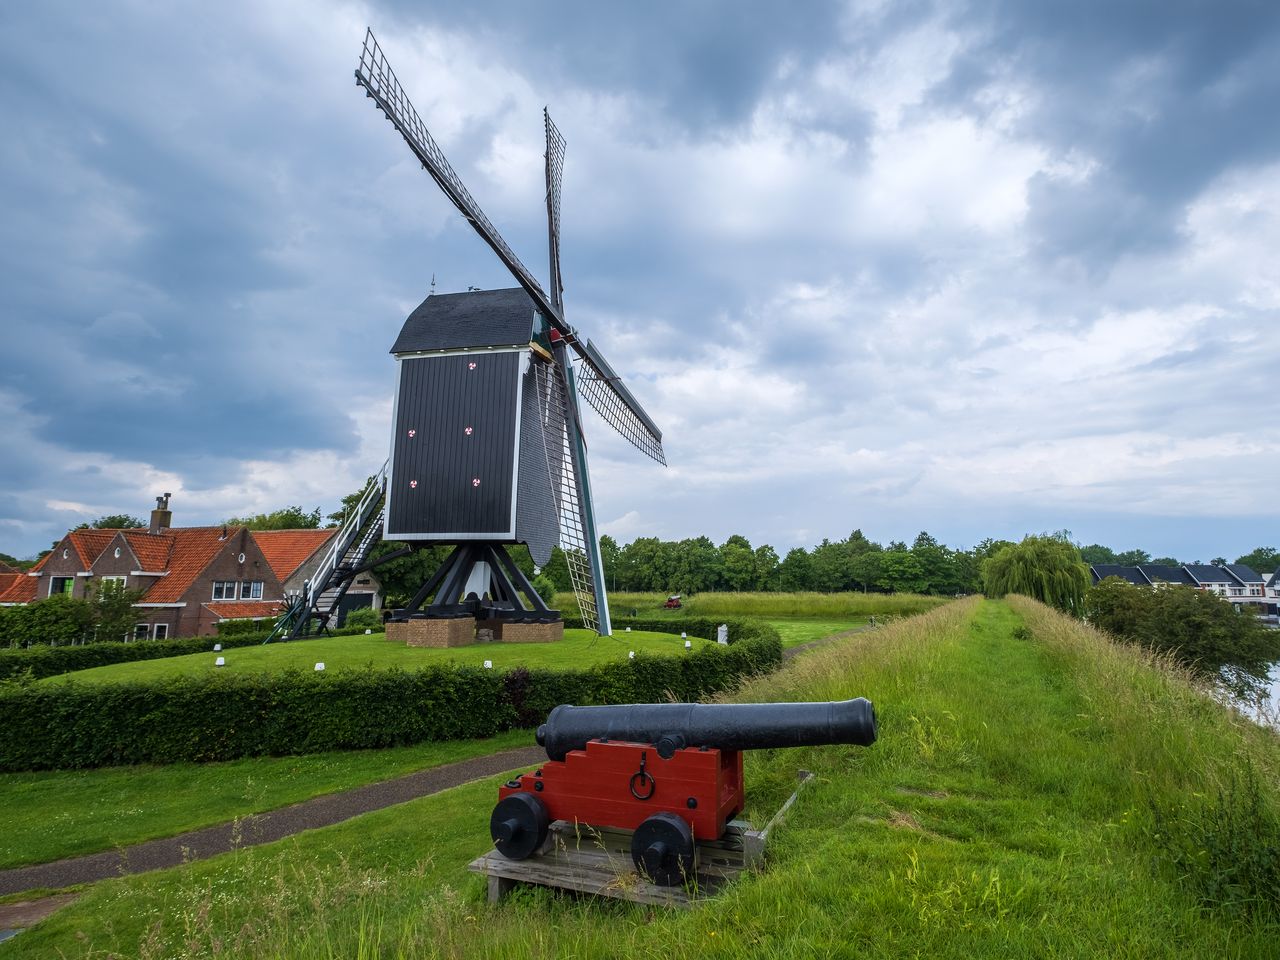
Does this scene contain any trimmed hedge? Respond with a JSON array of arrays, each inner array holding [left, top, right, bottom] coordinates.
[[0, 627, 371, 682], [0, 618, 782, 770]]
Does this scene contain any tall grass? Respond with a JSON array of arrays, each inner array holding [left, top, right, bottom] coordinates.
[[13, 596, 1280, 958], [560, 590, 950, 620]]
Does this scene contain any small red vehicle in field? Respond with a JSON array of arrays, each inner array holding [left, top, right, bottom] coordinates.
[[663, 595, 682, 609]]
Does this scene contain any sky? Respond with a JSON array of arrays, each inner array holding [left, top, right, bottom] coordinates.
[[1, 0, 1277, 564]]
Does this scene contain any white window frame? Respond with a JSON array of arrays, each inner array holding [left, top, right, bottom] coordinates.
[[49, 576, 74, 597], [152, 623, 169, 639], [240, 580, 264, 600], [133, 623, 150, 641], [99, 575, 127, 594], [212, 581, 237, 601]]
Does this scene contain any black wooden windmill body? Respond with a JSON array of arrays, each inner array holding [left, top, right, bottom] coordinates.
[[355, 29, 665, 634]]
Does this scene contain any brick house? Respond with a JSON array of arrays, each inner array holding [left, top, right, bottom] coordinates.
[[0, 498, 380, 637]]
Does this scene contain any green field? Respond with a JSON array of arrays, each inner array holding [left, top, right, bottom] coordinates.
[[563, 590, 950, 620], [766, 618, 868, 648], [0, 730, 534, 869], [10, 597, 1277, 957], [39, 629, 705, 685]]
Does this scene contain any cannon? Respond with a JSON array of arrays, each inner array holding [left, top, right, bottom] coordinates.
[[490, 698, 877, 885]]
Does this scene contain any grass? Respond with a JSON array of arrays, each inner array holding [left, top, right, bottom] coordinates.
[[568, 591, 950, 620], [10, 597, 1279, 957], [0, 729, 534, 869], [38, 629, 704, 685], [765, 618, 868, 648]]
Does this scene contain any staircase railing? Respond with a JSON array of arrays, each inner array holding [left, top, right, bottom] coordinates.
[[266, 460, 388, 642]]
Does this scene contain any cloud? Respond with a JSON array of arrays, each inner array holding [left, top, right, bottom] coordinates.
[[0, 0, 1277, 564]]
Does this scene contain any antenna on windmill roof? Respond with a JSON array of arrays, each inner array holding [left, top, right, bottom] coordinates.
[[429, 273, 436, 295]]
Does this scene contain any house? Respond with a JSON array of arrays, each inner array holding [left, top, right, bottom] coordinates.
[[0, 560, 22, 601], [0, 496, 381, 637], [1089, 561, 1268, 616]]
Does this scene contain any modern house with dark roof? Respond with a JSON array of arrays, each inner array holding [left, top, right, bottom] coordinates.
[[0, 498, 381, 637], [1089, 561, 1268, 615]]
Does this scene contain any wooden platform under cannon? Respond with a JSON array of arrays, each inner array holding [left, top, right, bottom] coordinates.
[[469, 771, 813, 907], [469, 818, 763, 907]]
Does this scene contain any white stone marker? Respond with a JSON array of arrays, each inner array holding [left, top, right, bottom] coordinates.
[[215, 656, 226, 667], [483, 660, 493, 669], [685, 639, 692, 650], [717, 624, 729, 645], [315, 662, 325, 671], [629, 651, 635, 659], [213, 643, 222, 652]]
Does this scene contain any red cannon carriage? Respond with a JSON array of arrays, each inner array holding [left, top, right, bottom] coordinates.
[[490, 698, 877, 884]]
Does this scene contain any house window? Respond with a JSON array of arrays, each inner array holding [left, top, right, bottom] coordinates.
[[240, 580, 263, 600], [50, 577, 74, 596], [99, 576, 127, 595], [153, 623, 169, 639], [212, 581, 237, 600], [134, 624, 149, 641]]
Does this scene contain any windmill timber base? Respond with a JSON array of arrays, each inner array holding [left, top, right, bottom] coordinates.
[[387, 542, 562, 648]]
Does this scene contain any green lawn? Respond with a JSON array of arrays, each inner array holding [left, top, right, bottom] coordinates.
[[766, 618, 868, 648], [40, 629, 704, 685], [0, 730, 534, 869], [10, 598, 1278, 957]]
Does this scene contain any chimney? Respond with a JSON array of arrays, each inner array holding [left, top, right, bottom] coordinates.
[[150, 493, 172, 535]]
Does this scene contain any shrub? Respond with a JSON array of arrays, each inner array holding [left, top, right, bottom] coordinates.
[[0, 617, 782, 770], [0, 595, 96, 647], [982, 535, 1090, 615], [531, 575, 558, 607], [0, 626, 374, 682], [341, 606, 384, 631]]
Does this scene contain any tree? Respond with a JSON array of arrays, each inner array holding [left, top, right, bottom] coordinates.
[[670, 537, 722, 592], [1150, 556, 1180, 567], [778, 547, 812, 591], [719, 536, 757, 592], [1114, 548, 1152, 566], [76, 514, 145, 530], [982, 534, 1090, 615], [1235, 547, 1279, 572], [753, 544, 780, 590], [227, 506, 322, 530], [1211, 556, 1228, 568], [598, 536, 621, 591], [1079, 544, 1117, 565], [877, 550, 926, 594], [1086, 579, 1280, 695], [89, 580, 147, 642], [809, 539, 847, 592]]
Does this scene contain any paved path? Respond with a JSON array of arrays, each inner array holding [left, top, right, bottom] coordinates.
[[0, 745, 545, 897]]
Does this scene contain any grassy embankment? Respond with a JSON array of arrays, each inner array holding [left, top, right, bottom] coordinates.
[[37, 629, 697, 685], [562, 590, 950, 648], [9, 596, 1277, 958]]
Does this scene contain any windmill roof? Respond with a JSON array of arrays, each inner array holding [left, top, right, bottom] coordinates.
[[252, 529, 336, 581], [389, 288, 536, 354]]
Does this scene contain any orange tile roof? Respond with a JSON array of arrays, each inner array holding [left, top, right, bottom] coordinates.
[[0, 571, 22, 601], [204, 600, 284, 620], [120, 529, 175, 570], [252, 529, 336, 582], [65, 529, 118, 568], [142, 527, 244, 604], [0, 572, 37, 603]]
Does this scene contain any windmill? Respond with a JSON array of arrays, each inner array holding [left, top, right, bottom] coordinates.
[[353, 29, 665, 637]]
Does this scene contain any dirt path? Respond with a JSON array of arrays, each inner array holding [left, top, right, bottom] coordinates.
[[0, 745, 545, 897]]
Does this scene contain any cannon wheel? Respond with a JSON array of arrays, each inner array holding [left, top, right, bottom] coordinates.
[[490, 793, 550, 860], [631, 812, 696, 886]]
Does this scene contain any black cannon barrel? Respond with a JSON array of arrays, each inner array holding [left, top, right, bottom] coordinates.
[[535, 698, 877, 761]]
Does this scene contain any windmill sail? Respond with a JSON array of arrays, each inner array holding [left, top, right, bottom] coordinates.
[[357, 29, 665, 465], [533, 358, 603, 632]]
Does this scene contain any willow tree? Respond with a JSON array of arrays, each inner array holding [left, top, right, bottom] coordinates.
[[981, 535, 1090, 615]]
